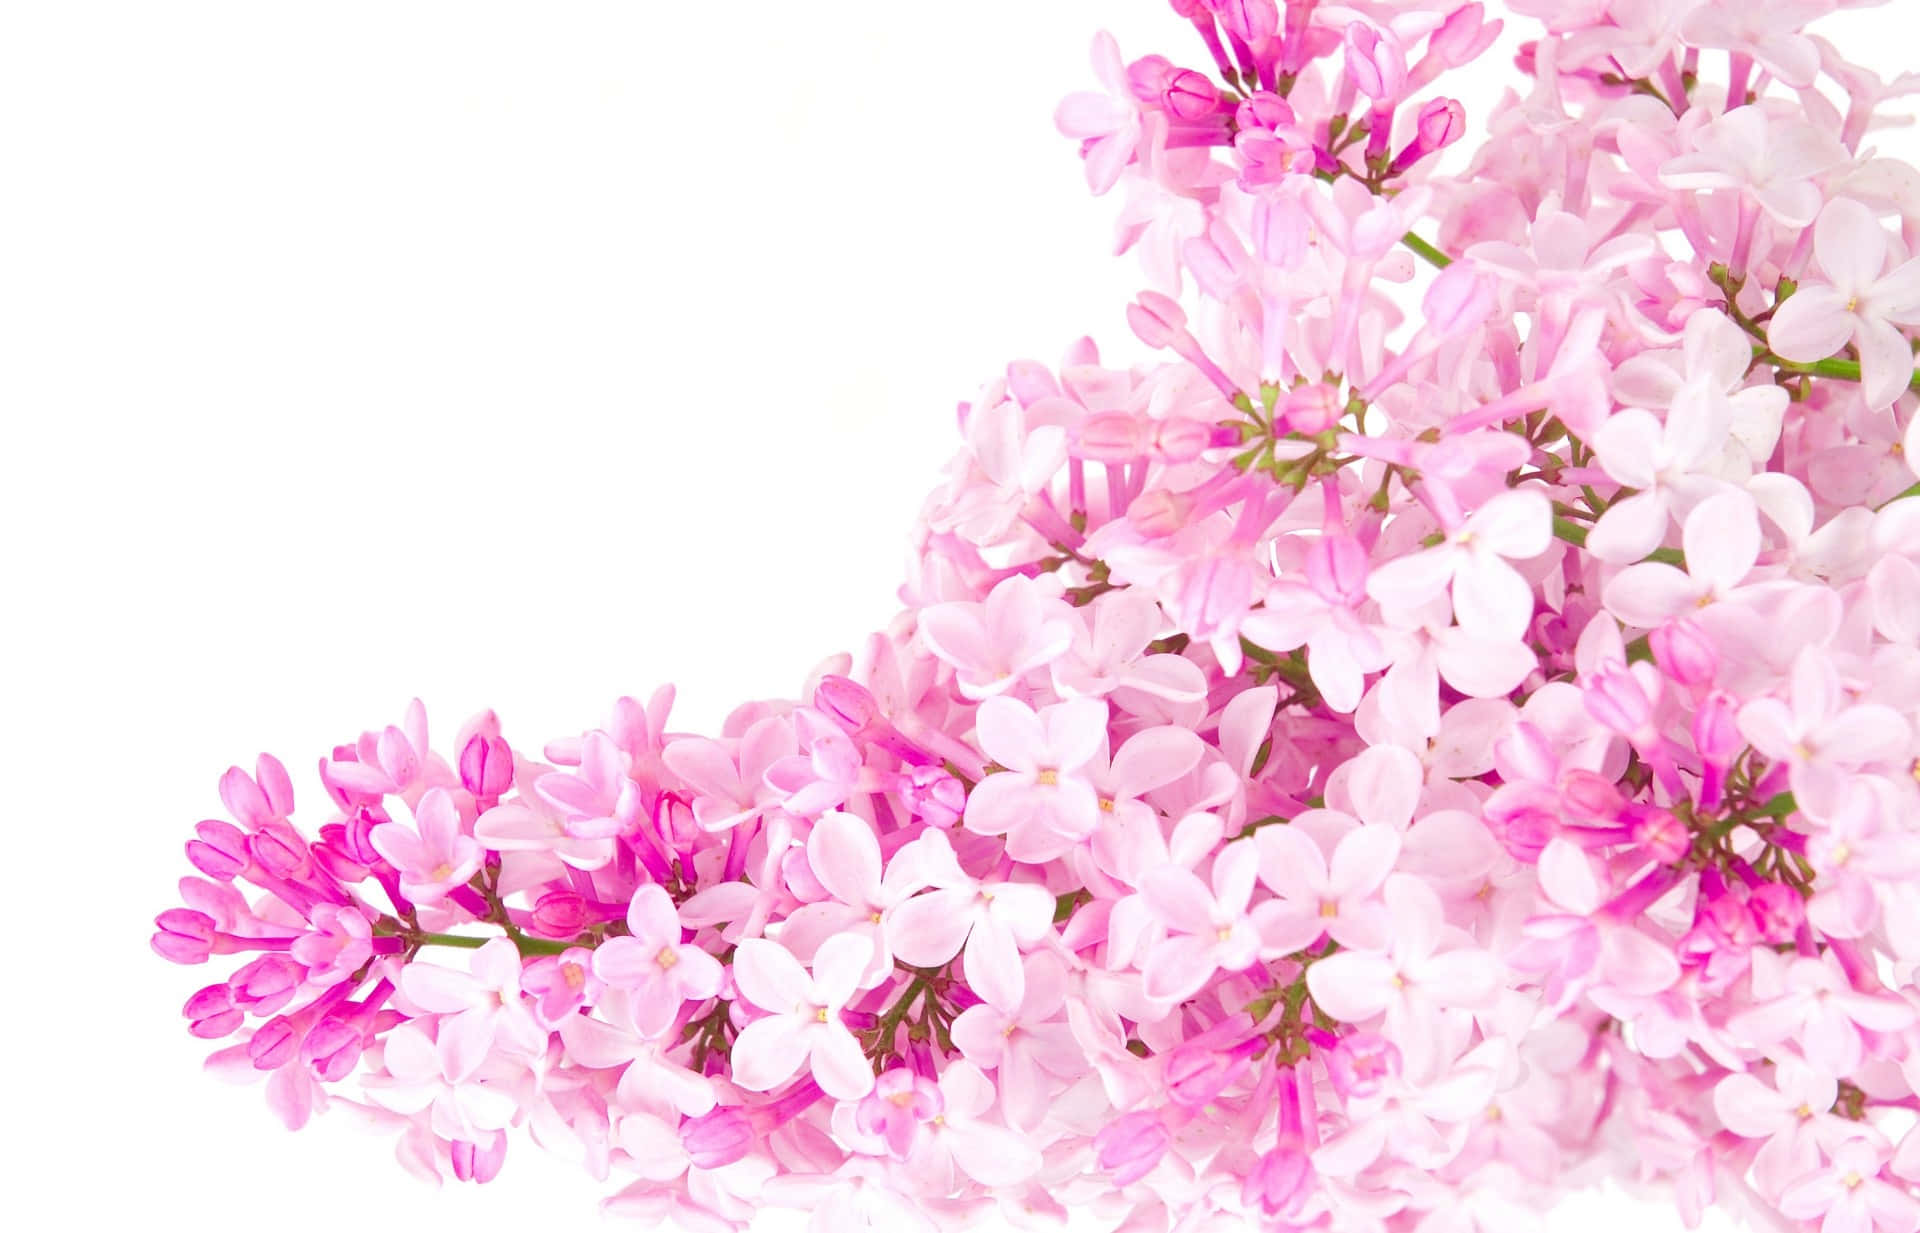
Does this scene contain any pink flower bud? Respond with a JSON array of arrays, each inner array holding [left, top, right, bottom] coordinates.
[[187, 819, 251, 881], [248, 819, 312, 881], [247, 1015, 302, 1070], [1235, 91, 1295, 134], [450, 1136, 506, 1184], [1305, 533, 1369, 606], [1325, 1032, 1401, 1100], [1582, 663, 1655, 737], [1343, 23, 1407, 104], [228, 954, 302, 1017], [1077, 410, 1154, 461], [459, 732, 515, 799], [1693, 691, 1742, 762], [1128, 488, 1192, 538], [1164, 1042, 1247, 1108], [1243, 1145, 1315, 1218], [183, 984, 244, 1039], [301, 1015, 366, 1081], [152, 909, 218, 964], [904, 765, 965, 829], [530, 890, 592, 938], [1482, 784, 1558, 861], [1153, 416, 1214, 462], [1127, 291, 1189, 348], [682, 1108, 756, 1170], [1650, 618, 1718, 689], [1559, 769, 1625, 825], [1125, 54, 1177, 105], [1219, 0, 1279, 44], [1748, 882, 1806, 943], [1416, 98, 1466, 150], [1627, 805, 1689, 864], [1163, 69, 1219, 121], [814, 675, 881, 734], [1280, 382, 1342, 434], [1430, 2, 1498, 67], [1094, 1111, 1171, 1185]]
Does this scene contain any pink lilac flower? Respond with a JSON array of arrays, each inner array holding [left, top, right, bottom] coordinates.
[[591, 884, 724, 1037], [1768, 197, 1920, 410], [370, 787, 483, 905], [1365, 489, 1552, 642], [729, 934, 878, 1100]]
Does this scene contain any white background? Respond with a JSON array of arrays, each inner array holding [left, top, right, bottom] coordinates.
[[3, 2, 1916, 1229]]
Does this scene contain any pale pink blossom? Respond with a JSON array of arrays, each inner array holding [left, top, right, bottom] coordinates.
[[917, 575, 1077, 701], [592, 884, 724, 1037], [729, 934, 879, 1101], [885, 831, 1054, 1013], [1728, 951, 1916, 1076], [1365, 489, 1551, 642], [369, 787, 483, 905], [1768, 198, 1920, 410]]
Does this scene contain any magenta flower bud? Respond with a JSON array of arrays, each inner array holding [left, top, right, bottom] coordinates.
[[247, 1015, 303, 1070], [1127, 488, 1191, 538], [1153, 417, 1213, 462], [1125, 54, 1177, 104], [904, 764, 965, 829], [152, 909, 218, 964], [450, 1137, 507, 1184], [1305, 533, 1369, 606], [1219, 0, 1279, 44], [1700, 886, 1760, 948], [311, 824, 372, 884], [1626, 805, 1689, 865], [1164, 1042, 1246, 1108], [1650, 618, 1718, 689], [1416, 98, 1466, 150], [1483, 788, 1557, 862], [1163, 68, 1219, 121], [1693, 691, 1742, 762], [248, 819, 312, 881], [1280, 382, 1341, 434], [187, 819, 251, 881], [1748, 882, 1806, 943], [1243, 1145, 1315, 1218], [1077, 410, 1154, 461], [1235, 91, 1295, 134], [681, 1107, 756, 1170], [183, 984, 244, 1040], [1326, 1032, 1401, 1100], [1094, 1111, 1171, 1185], [1343, 23, 1407, 103], [459, 732, 515, 799], [228, 954, 302, 1017], [301, 1015, 366, 1081], [813, 674, 882, 734], [530, 890, 592, 938], [1582, 663, 1655, 737], [1168, 0, 1209, 18], [1558, 769, 1625, 825], [1127, 291, 1189, 348], [1430, 2, 1498, 67]]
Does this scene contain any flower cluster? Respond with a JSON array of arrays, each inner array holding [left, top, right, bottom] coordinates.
[[157, 2, 1920, 1230]]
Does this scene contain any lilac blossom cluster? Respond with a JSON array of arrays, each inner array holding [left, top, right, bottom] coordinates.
[[156, 2, 1920, 1230]]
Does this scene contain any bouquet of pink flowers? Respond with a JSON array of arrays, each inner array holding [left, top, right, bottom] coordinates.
[[154, 2, 1920, 1229]]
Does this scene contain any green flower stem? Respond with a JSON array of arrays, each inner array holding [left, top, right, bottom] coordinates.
[[1401, 231, 1453, 269], [411, 929, 576, 957]]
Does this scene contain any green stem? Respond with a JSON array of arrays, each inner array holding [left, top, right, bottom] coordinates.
[[1401, 231, 1453, 269], [1768, 353, 1920, 392], [412, 929, 575, 957]]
